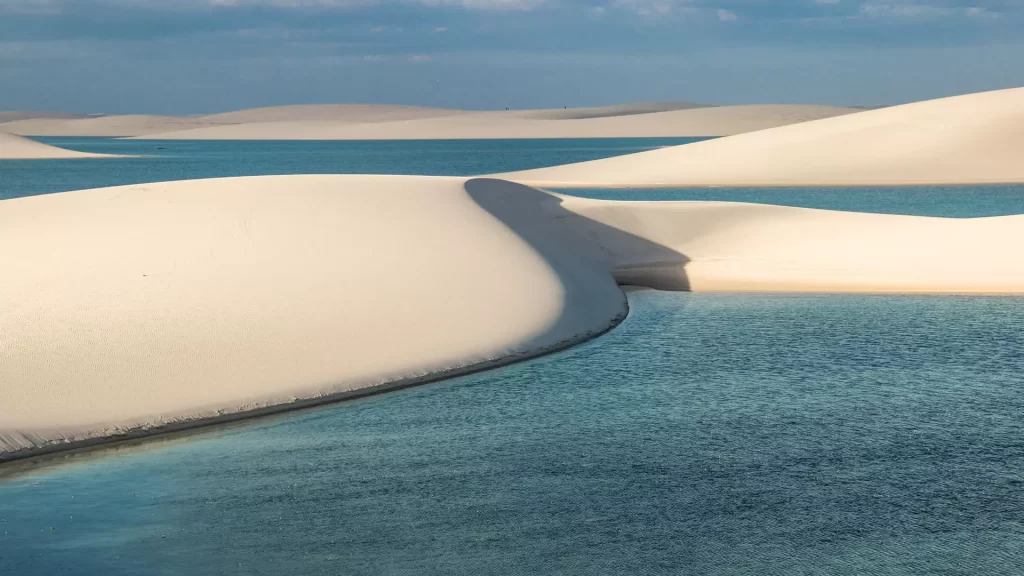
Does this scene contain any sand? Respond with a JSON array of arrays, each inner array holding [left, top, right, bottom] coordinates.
[[0, 130, 115, 159], [554, 192, 1024, 292], [499, 87, 1024, 187], [0, 111, 89, 123], [0, 115, 227, 138], [128, 104, 855, 140], [0, 175, 626, 459]]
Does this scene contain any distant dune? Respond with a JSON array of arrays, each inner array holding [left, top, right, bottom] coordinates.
[[132, 104, 854, 140], [194, 103, 467, 124], [0, 111, 90, 123], [500, 87, 1024, 187], [0, 102, 857, 139], [0, 114, 226, 137], [0, 131, 114, 159]]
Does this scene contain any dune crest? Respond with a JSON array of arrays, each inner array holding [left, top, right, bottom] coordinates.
[[0, 131, 115, 159], [499, 87, 1024, 187]]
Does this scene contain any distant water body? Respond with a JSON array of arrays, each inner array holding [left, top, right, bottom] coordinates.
[[3, 137, 1024, 217], [0, 137, 704, 199], [3, 291, 1024, 575]]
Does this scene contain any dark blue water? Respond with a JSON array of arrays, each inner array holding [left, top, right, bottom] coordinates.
[[3, 291, 1024, 575], [0, 137, 705, 200], [558, 185, 1024, 218]]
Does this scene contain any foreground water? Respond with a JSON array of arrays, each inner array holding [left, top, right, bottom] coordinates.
[[3, 291, 1024, 575]]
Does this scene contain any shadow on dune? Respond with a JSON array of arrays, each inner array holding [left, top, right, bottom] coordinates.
[[465, 178, 691, 292]]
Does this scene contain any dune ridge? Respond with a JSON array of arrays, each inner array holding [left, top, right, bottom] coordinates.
[[0, 131, 115, 159], [500, 87, 1024, 187]]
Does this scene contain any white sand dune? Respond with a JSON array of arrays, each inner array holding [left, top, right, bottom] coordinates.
[[6, 174, 1024, 459], [0, 111, 89, 123], [0, 175, 626, 458], [194, 103, 467, 124], [0, 114, 227, 137], [553, 191, 1024, 292], [500, 87, 1024, 187], [128, 104, 856, 140], [0, 130, 114, 159]]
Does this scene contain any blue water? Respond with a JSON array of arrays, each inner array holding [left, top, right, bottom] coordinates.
[[0, 137, 705, 200], [558, 185, 1024, 218], [3, 290, 1024, 575]]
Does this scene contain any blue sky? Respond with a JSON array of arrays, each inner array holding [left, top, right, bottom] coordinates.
[[0, 0, 1021, 113]]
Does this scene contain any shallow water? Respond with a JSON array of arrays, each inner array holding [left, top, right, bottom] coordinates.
[[3, 291, 1024, 575]]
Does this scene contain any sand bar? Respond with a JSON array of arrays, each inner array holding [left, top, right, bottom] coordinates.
[[0, 131, 117, 159]]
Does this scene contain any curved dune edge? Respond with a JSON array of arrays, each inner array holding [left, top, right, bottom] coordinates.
[[0, 175, 627, 461], [0, 131, 120, 160], [6, 174, 1024, 463], [497, 87, 1024, 187]]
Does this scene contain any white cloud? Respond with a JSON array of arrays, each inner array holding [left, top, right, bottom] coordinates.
[[407, 53, 432, 62], [965, 6, 998, 19], [814, 0, 840, 4], [859, 2, 952, 17], [433, 26, 449, 31], [716, 8, 737, 21], [612, 0, 696, 17]]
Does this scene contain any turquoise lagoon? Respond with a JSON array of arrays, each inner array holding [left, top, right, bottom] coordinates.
[[2, 138, 1024, 575]]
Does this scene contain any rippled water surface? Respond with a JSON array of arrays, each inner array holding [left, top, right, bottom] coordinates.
[[4, 291, 1024, 575]]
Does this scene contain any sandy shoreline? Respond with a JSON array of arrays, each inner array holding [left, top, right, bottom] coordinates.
[[6, 175, 1024, 462]]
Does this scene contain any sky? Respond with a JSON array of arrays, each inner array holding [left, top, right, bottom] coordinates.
[[0, 0, 1021, 113]]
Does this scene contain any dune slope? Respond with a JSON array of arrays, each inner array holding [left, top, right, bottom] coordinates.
[[0, 131, 113, 159], [0, 175, 626, 459], [500, 87, 1024, 187]]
